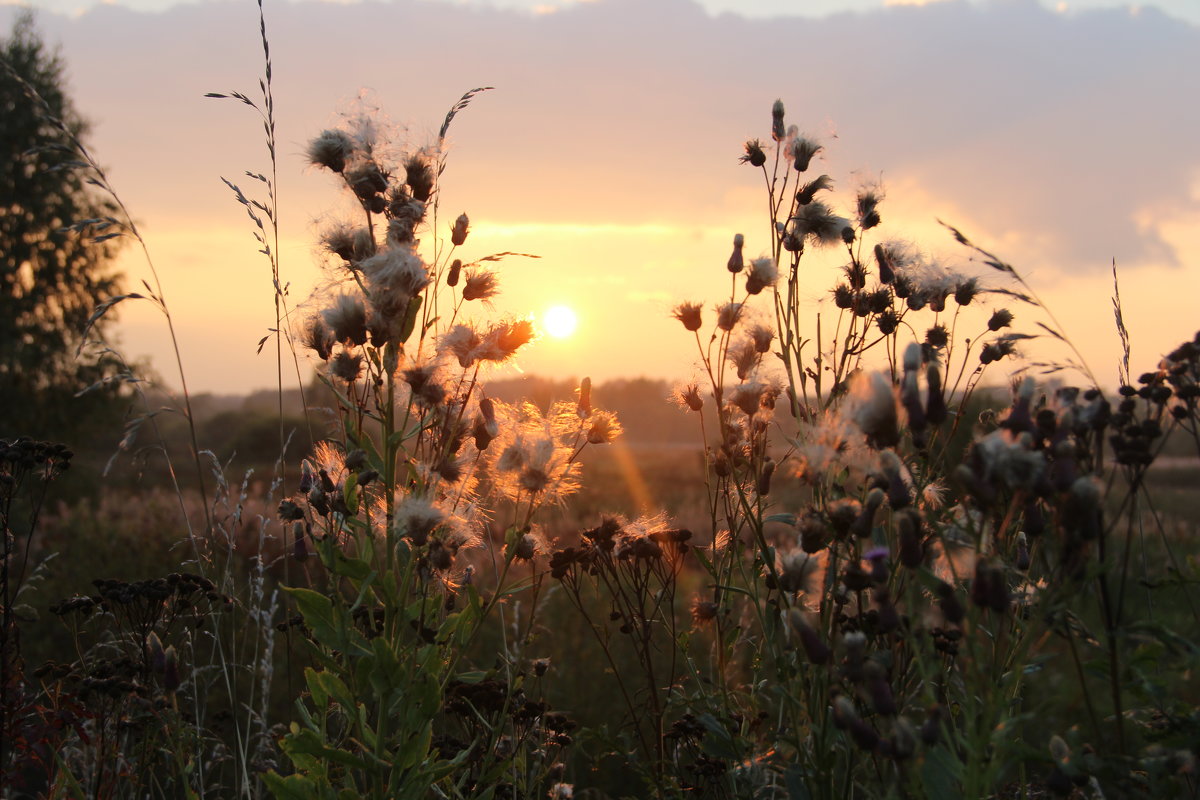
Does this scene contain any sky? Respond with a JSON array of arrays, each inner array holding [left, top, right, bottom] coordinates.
[[3, 0, 1199, 396]]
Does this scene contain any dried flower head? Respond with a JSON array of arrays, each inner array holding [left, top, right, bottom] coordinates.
[[586, 410, 622, 444], [788, 134, 823, 173], [672, 301, 703, 332], [716, 301, 745, 332], [462, 270, 500, 302], [302, 315, 336, 361], [789, 200, 850, 247], [307, 129, 355, 174], [323, 293, 370, 346], [741, 139, 767, 167], [745, 257, 779, 295]]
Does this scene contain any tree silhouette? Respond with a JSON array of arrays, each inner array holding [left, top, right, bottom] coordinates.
[[0, 13, 123, 440]]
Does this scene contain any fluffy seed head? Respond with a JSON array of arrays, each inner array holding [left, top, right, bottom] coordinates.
[[672, 301, 703, 332], [307, 129, 354, 173]]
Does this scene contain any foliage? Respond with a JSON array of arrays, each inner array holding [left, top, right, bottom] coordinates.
[[0, 13, 125, 442]]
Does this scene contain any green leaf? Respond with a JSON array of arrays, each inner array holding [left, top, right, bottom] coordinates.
[[920, 746, 963, 800], [263, 771, 326, 800]]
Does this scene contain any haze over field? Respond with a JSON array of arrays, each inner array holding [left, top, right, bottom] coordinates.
[[4, 0, 1199, 394]]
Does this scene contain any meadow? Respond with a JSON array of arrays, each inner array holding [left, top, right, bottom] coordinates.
[[2, 5, 1199, 798]]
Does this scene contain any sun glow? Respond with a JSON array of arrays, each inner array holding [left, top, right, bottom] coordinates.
[[542, 305, 578, 339]]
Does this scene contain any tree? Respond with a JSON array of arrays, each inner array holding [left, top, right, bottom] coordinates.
[[0, 12, 123, 441]]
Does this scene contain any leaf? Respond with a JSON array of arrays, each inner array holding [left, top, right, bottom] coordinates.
[[78, 293, 144, 353], [1036, 321, 1067, 341]]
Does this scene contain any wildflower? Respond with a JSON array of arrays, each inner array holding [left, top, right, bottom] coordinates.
[[788, 134, 823, 172], [771, 99, 786, 141], [788, 609, 830, 664], [450, 212, 470, 246], [323, 293, 369, 346], [833, 284, 854, 309], [404, 152, 436, 202], [856, 186, 883, 230], [322, 223, 374, 263], [757, 458, 775, 496], [346, 159, 388, 208], [749, 323, 774, 354], [672, 301, 703, 332], [726, 339, 760, 381], [789, 200, 849, 247], [716, 301, 745, 332], [729, 380, 768, 417], [586, 410, 622, 444], [394, 495, 445, 546], [330, 351, 363, 383], [673, 383, 704, 412], [796, 174, 833, 205], [925, 324, 949, 350], [479, 318, 535, 363], [745, 256, 779, 295], [307, 129, 354, 174], [442, 324, 484, 368], [461, 269, 500, 302], [402, 363, 445, 406], [727, 233, 745, 273], [988, 308, 1013, 331], [361, 246, 431, 342], [301, 315, 336, 361], [577, 377, 592, 417], [741, 139, 767, 167], [446, 258, 462, 287], [953, 277, 981, 306], [163, 645, 181, 692], [690, 598, 719, 624], [386, 197, 426, 245], [845, 372, 900, 448]]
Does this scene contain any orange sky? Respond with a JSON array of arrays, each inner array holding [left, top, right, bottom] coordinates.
[[7, 0, 1200, 396]]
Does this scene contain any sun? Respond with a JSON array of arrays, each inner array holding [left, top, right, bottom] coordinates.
[[542, 305, 578, 339]]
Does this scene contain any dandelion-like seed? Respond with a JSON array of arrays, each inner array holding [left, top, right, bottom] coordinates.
[[462, 270, 500, 302], [716, 301, 745, 332], [749, 324, 774, 354], [789, 201, 849, 247], [330, 351, 363, 383], [404, 152, 436, 202], [856, 186, 883, 229], [307, 129, 354, 174], [301, 315, 336, 361], [394, 495, 446, 547], [673, 383, 704, 412], [788, 134, 823, 173], [745, 257, 779, 295], [586, 410, 622, 444], [323, 293, 369, 346], [796, 174, 833, 206]]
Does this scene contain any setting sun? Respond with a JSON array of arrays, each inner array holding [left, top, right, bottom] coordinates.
[[542, 304, 578, 338]]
